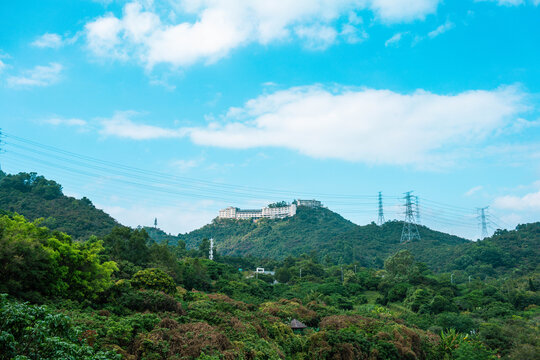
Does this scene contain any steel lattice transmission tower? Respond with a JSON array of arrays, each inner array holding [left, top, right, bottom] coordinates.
[[415, 196, 421, 225], [400, 191, 421, 243], [209, 238, 214, 261], [377, 191, 385, 225], [477, 207, 489, 239]]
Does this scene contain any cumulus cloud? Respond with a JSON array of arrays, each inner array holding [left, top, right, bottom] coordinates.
[[183, 85, 527, 167], [295, 24, 338, 50], [99, 111, 187, 139], [7, 62, 63, 87], [493, 189, 540, 211], [85, 0, 440, 67], [428, 20, 454, 38], [32, 33, 64, 48]]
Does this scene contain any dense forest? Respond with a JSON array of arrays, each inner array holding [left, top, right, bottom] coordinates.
[[0, 172, 538, 359], [178, 207, 470, 268], [0, 171, 118, 239]]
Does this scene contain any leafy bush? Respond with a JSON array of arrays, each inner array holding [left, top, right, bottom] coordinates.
[[0, 294, 120, 359], [131, 268, 176, 294]]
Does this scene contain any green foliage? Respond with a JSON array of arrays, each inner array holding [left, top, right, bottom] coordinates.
[[447, 222, 540, 278], [0, 294, 120, 360], [0, 172, 118, 240], [179, 208, 471, 270], [0, 214, 117, 301], [131, 268, 176, 294], [103, 226, 150, 266], [1, 172, 539, 359]]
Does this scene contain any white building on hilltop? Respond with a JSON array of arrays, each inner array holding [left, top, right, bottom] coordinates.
[[295, 199, 323, 208], [218, 202, 298, 220], [262, 203, 297, 219]]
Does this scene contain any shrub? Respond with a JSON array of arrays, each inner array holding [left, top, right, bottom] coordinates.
[[131, 268, 176, 294], [0, 294, 120, 359]]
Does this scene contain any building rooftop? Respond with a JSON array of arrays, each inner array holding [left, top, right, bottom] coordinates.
[[290, 319, 307, 329]]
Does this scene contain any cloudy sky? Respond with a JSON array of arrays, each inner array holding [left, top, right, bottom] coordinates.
[[1, 0, 539, 239]]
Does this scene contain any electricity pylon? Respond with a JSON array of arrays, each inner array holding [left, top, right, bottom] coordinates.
[[377, 191, 385, 225], [400, 191, 421, 243], [415, 196, 420, 225], [477, 207, 489, 239]]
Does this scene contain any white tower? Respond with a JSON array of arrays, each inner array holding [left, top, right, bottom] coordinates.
[[209, 238, 214, 261]]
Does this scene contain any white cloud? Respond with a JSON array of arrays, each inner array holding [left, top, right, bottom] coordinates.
[[32, 33, 63, 48], [85, 0, 440, 67], [183, 85, 528, 167], [0, 59, 5, 73], [99, 111, 187, 139], [295, 24, 338, 50], [478, 0, 539, 5], [7, 62, 63, 87], [428, 20, 454, 38], [171, 158, 202, 172], [493, 189, 540, 211], [45, 117, 87, 127], [465, 185, 483, 196], [385, 32, 406, 46], [369, 0, 441, 22]]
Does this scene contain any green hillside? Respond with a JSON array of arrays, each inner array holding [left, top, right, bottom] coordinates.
[[144, 226, 182, 245], [0, 171, 119, 239], [326, 221, 470, 270], [444, 222, 540, 278], [179, 206, 470, 267]]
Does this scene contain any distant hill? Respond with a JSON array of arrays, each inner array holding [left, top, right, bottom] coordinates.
[[444, 222, 540, 277], [143, 226, 181, 245], [179, 206, 471, 267], [0, 171, 119, 239], [328, 221, 470, 270]]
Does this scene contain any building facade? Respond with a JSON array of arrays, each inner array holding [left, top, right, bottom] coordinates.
[[295, 199, 322, 208], [218, 202, 298, 220]]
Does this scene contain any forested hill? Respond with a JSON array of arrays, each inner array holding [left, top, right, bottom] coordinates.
[[326, 221, 470, 270], [144, 226, 181, 245], [0, 171, 118, 239], [444, 222, 540, 278], [179, 205, 358, 259], [179, 206, 471, 266]]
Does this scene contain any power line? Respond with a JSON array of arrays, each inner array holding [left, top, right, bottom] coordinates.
[[0, 132, 518, 239]]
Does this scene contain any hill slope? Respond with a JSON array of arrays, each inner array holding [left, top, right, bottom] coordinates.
[[444, 222, 540, 277], [329, 220, 470, 270], [0, 171, 119, 239], [179, 206, 471, 267]]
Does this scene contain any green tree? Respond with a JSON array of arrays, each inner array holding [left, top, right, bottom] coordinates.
[[384, 250, 415, 280], [131, 268, 176, 294], [0, 214, 117, 301], [103, 226, 150, 266]]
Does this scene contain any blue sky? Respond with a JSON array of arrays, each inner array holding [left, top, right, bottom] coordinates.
[[1, 0, 539, 239]]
